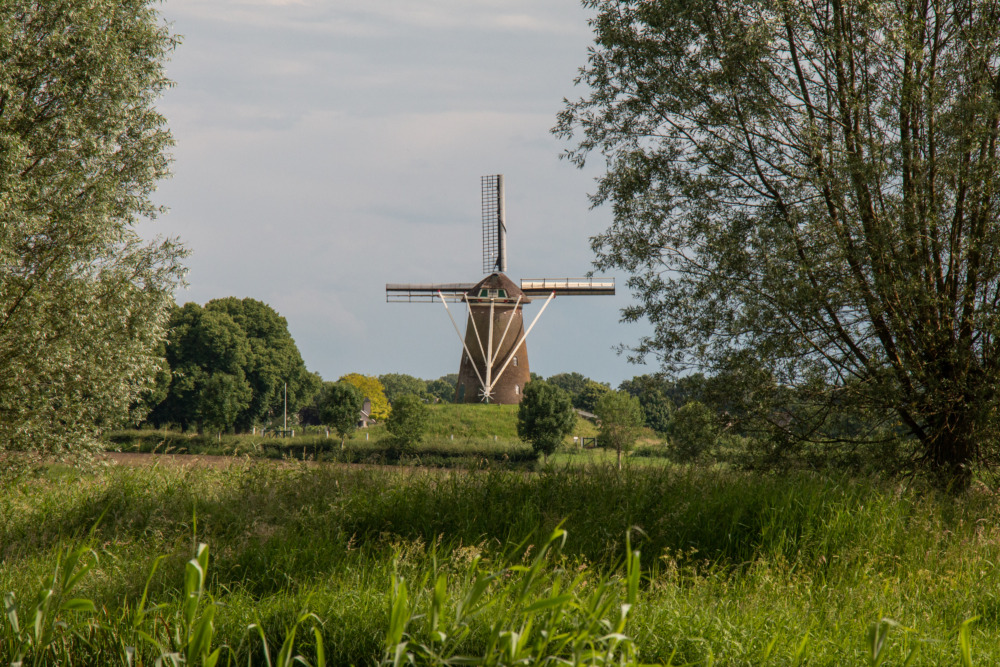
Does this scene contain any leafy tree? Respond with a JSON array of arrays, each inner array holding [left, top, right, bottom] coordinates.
[[378, 373, 428, 405], [557, 0, 1000, 487], [596, 391, 645, 470], [426, 378, 455, 403], [149, 303, 252, 433], [205, 297, 316, 430], [197, 373, 251, 438], [517, 381, 575, 464], [618, 375, 673, 433], [0, 0, 185, 460], [577, 380, 612, 413], [386, 393, 429, 454], [669, 401, 719, 463], [546, 372, 589, 404], [339, 373, 390, 421], [316, 381, 364, 449]]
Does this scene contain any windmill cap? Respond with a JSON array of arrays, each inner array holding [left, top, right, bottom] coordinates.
[[466, 272, 529, 302]]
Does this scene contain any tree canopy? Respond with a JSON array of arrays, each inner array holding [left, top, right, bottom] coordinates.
[[148, 303, 252, 433], [0, 0, 185, 459], [517, 381, 575, 463], [558, 0, 1000, 486], [386, 393, 429, 453], [317, 381, 364, 448], [595, 391, 645, 470], [205, 297, 318, 430], [378, 374, 428, 405], [339, 374, 390, 421]]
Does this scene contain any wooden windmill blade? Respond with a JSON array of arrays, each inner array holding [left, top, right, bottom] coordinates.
[[386, 283, 476, 302], [520, 277, 615, 296], [481, 174, 506, 274]]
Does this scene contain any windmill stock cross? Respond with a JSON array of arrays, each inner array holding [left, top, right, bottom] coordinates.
[[386, 175, 615, 404]]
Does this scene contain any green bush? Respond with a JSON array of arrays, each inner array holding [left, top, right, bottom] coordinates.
[[667, 400, 719, 462]]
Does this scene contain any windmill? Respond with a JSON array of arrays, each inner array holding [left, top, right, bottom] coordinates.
[[386, 175, 614, 404]]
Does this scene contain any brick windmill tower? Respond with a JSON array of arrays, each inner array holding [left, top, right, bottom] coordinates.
[[386, 175, 614, 403]]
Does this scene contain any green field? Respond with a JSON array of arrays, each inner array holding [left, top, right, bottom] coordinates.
[[2, 458, 998, 665], [105, 403, 608, 469]]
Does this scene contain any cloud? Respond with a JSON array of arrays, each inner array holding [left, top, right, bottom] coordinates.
[[165, 0, 590, 37], [150, 0, 650, 386]]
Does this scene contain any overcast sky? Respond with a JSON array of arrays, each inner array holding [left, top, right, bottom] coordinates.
[[146, 0, 655, 387]]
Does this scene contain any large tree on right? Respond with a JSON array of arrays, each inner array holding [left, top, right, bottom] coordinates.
[[557, 0, 1000, 486]]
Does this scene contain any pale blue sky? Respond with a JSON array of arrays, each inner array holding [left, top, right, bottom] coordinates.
[[146, 0, 655, 386]]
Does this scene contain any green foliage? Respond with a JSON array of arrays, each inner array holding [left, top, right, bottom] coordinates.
[[545, 372, 588, 406], [0, 0, 186, 460], [383, 527, 643, 666], [316, 382, 361, 437], [3, 465, 1000, 664], [618, 375, 673, 433], [595, 391, 645, 469], [517, 381, 575, 462], [317, 381, 364, 447], [386, 394, 430, 453], [147, 299, 317, 434], [379, 374, 428, 404], [669, 400, 719, 462], [577, 379, 612, 413], [149, 303, 253, 433], [205, 297, 317, 431], [557, 0, 1000, 486], [340, 373, 390, 421], [425, 378, 455, 403]]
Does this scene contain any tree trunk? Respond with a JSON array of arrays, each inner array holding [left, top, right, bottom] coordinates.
[[617, 446, 622, 470], [923, 413, 976, 492]]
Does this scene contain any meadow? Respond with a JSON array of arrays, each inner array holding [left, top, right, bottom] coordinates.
[[104, 404, 607, 470], [2, 457, 998, 665]]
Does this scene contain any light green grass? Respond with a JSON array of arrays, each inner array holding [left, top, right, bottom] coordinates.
[[2, 462, 998, 664]]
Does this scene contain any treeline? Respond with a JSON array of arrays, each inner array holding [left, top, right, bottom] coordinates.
[[140, 298, 886, 470], [133, 298, 710, 440], [139, 298, 320, 433], [136, 298, 461, 435]]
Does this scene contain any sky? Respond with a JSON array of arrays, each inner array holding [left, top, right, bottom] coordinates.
[[146, 0, 656, 387]]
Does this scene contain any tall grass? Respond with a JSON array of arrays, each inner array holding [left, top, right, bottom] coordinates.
[[1, 462, 997, 664]]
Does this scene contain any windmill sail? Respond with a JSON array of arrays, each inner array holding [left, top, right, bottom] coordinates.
[[386, 173, 614, 404], [481, 174, 506, 274]]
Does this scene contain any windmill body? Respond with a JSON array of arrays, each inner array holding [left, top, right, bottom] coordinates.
[[386, 175, 614, 404], [455, 273, 530, 403]]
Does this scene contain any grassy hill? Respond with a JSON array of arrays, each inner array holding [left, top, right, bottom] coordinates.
[[423, 402, 599, 441]]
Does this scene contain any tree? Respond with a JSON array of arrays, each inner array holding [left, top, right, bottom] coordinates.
[[577, 380, 612, 413], [517, 381, 575, 464], [148, 303, 252, 433], [0, 0, 185, 460], [669, 401, 719, 463], [596, 391, 645, 470], [316, 381, 364, 449], [339, 374, 390, 421], [619, 375, 673, 433], [426, 378, 455, 403], [385, 393, 429, 455], [546, 372, 589, 404], [205, 297, 317, 431], [378, 373, 427, 405], [557, 0, 1000, 487]]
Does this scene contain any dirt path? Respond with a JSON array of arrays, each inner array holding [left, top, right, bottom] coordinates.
[[99, 451, 455, 475], [101, 451, 271, 469]]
